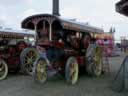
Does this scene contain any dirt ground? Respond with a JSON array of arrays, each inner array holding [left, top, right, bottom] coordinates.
[[0, 52, 127, 96]]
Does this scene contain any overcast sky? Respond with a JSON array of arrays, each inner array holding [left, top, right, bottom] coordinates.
[[0, 0, 128, 41]]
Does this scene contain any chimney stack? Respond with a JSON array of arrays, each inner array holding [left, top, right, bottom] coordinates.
[[52, 0, 60, 16]]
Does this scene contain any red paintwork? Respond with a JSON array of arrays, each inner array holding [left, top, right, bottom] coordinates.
[[0, 41, 28, 72], [37, 41, 64, 48], [7, 56, 20, 71], [16, 41, 28, 52], [52, 41, 64, 48], [76, 56, 85, 66]]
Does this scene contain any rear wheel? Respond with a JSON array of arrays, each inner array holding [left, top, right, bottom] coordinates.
[[33, 58, 47, 84], [65, 57, 79, 85], [0, 59, 8, 80], [86, 44, 102, 76], [20, 48, 40, 75]]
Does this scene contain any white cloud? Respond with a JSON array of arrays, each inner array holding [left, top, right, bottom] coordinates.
[[0, 0, 33, 5], [26, 0, 34, 4], [22, 9, 37, 18]]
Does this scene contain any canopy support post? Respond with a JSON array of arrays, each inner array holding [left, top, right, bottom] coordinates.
[[49, 23, 52, 41]]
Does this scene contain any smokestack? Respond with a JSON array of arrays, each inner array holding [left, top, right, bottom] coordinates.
[[52, 0, 60, 16]]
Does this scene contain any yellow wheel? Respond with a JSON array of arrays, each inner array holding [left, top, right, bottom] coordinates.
[[86, 44, 102, 76], [93, 46, 102, 76], [33, 58, 47, 84], [65, 57, 79, 85], [0, 59, 8, 80]]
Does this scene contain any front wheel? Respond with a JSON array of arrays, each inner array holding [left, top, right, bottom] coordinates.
[[65, 57, 79, 85], [0, 59, 8, 80], [33, 58, 47, 84], [20, 48, 40, 75]]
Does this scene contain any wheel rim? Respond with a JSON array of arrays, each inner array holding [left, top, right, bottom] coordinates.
[[21, 48, 40, 75], [0, 60, 8, 80], [93, 47, 102, 76], [66, 57, 79, 85], [35, 59, 47, 83]]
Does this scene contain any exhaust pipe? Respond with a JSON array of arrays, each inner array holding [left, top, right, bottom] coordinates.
[[52, 0, 60, 16]]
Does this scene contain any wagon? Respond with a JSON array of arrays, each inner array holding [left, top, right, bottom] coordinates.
[[0, 28, 34, 80], [21, 13, 104, 84]]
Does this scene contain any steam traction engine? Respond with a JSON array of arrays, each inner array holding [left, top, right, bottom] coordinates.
[[0, 29, 34, 80], [21, 14, 104, 84]]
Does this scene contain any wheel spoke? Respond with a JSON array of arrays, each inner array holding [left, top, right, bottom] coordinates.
[[25, 63, 31, 71], [0, 66, 4, 72], [0, 63, 4, 71], [28, 64, 33, 72]]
